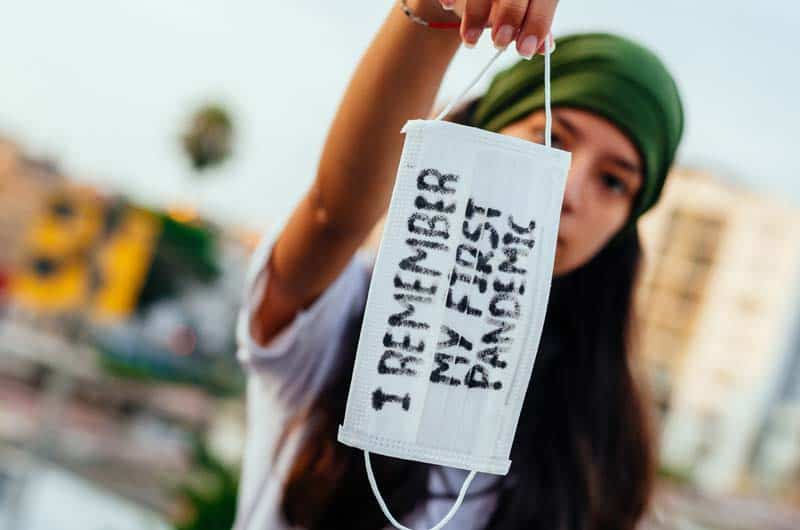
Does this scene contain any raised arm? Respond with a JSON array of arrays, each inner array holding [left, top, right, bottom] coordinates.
[[251, 0, 558, 345]]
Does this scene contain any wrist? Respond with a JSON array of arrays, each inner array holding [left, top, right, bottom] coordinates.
[[403, 0, 461, 26]]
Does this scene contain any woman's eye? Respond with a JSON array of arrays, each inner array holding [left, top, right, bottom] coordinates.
[[602, 173, 628, 195], [533, 130, 563, 148]]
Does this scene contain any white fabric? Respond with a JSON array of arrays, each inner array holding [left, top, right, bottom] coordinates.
[[337, 118, 569, 475], [233, 229, 503, 530]]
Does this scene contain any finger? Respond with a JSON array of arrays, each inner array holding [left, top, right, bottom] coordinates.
[[490, 0, 528, 49], [537, 33, 556, 55], [517, 0, 557, 59], [439, 0, 456, 9], [461, 0, 493, 48]]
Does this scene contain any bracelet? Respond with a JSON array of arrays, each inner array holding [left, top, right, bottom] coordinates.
[[400, 0, 460, 29]]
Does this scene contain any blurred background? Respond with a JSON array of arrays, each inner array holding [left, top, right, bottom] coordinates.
[[0, 1, 799, 529]]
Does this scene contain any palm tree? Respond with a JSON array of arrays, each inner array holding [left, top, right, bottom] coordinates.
[[182, 104, 234, 171]]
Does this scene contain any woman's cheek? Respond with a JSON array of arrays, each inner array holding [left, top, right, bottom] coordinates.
[[577, 226, 611, 268], [553, 235, 592, 276], [553, 248, 578, 276], [554, 203, 633, 276]]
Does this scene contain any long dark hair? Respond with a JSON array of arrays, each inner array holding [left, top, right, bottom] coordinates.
[[276, 102, 656, 530]]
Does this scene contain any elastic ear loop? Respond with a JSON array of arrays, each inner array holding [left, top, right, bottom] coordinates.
[[364, 36, 554, 530]]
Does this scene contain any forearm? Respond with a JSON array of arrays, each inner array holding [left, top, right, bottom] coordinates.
[[275, 3, 459, 293], [252, 2, 461, 344], [313, 2, 461, 228]]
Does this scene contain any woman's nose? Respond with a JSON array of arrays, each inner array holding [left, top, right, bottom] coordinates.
[[561, 157, 590, 215]]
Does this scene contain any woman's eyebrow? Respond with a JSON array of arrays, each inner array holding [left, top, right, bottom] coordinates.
[[553, 113, 581, 138], [609, 156, 642, 175], [553, 112, 642, 176]]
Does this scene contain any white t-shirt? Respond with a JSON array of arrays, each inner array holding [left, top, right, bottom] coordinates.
[[233, 229, 505, 530]]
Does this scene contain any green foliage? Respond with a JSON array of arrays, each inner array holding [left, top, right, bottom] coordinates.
[[658, 464, 694, 485], [96, 348, 244, 397], [137, 212, 220, 311], [182, 104, 234, 171], [174, 438, 240, 530]]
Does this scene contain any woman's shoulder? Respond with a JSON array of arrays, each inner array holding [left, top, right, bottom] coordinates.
[[237, 231, 374, 370]]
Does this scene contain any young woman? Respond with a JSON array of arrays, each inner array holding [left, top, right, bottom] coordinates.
[[233, 1, 684, 529]]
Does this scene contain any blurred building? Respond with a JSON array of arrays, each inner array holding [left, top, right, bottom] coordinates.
[[0, 139, 63, 269], [636, 169, 800, 494], [752, 315, 800, 498], [0, 138, 253, 525]]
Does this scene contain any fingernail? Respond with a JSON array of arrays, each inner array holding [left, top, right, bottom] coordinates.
[[464, 28, 482, 47], [493, 25, 515, 49], [539, 34, 556, 55], [440, 0, 455, 10], [518, 35, 539, 59]]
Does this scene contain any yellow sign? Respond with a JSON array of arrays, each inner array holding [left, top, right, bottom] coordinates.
[[10, 190, 160, 320]]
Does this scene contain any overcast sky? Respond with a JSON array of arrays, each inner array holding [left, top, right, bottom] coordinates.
[[1, 1, 798, 229]]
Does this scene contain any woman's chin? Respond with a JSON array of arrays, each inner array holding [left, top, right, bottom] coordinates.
[[552, 258, 568, 278], [553, 240, 568, 276], [553, 246, 586, 278]]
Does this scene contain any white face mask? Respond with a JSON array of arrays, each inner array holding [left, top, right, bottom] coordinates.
[[338, 43, 569, 530]]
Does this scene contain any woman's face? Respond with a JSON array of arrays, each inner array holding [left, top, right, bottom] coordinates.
[[499, 107, 644, 276]]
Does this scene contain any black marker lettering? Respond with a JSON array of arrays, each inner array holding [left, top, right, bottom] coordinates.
[[384, 331, 425, 353], [400, 238, 449, 277], [462, 219, 482, 242], [430, 353, 469, 386], [438, 325, 473, 351], [449, 266, 487, 293], [489, 293, 521, 319], [394, 273, 437, 296], [464, 364, 502, 390], [446, 288, 482, 317], [456, 244, 477, 267], [475, 250, 494, 275], [508, 215, 536, 234], [408, 212, 450, 239], [499, 246, 528, 275], [417, 168, 457, 194], [503, 230, 535, 249], [378, 350, 423, 376], [493, 278, 526, 296], [388, 293, 431, 329], [482, 318, 515, 345], [465, 198, 501, 219], [372, 388, 411, 411], [477, 346, 508, 369], [415, 195, 457, 214]]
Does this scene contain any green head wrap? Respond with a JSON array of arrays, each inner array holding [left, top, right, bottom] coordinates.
[[471, 33, 684, 231]]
